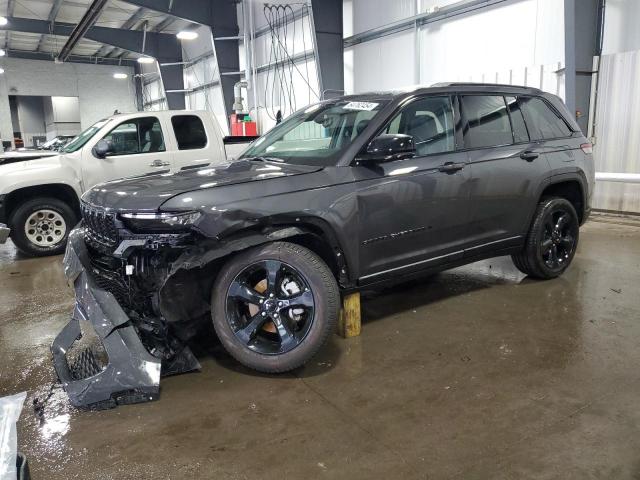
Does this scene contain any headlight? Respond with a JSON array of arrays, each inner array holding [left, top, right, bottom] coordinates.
[[120, 211, 201, 233]]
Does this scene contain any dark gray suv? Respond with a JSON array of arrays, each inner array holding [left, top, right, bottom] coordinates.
[[54, 84, 594, 408]]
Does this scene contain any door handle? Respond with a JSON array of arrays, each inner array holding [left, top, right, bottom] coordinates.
[[438, 162, 465, 173], [520, 151, 539, 162], [149, 159, 171, 167]]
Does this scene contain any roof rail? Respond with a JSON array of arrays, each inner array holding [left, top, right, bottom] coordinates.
[[431, 82, 540, 90]]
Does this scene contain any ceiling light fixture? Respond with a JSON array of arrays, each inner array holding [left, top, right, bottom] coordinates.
[[113, 73, 128, 79], [0, 49, 5, 57], [176, 30, 198, 40], [137, 56, 155, 64], [0, 17, 8, 26], [0, 68, 4, 74]]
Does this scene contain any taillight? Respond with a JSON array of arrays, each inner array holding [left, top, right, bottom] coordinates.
[[581, 143, 593, 154]]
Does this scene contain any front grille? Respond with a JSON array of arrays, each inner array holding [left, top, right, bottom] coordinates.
[[81, 203, 118, 247]]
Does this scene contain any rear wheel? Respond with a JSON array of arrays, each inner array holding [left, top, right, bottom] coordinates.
[[211, 241, 339, 373], [512, 197, 579, 279], [9, 197, 77, 257]]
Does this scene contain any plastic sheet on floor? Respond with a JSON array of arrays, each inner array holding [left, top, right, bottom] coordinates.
[[0, 392, 26, 480]]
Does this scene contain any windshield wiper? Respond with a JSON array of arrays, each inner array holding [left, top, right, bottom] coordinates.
[[243, 156, 285, 163]]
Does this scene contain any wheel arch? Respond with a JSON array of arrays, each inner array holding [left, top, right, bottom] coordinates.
[[537, 174, 587, 224], [5, 183, 81, 223]]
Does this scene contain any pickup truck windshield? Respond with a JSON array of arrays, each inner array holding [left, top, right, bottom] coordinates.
[[241, 100, 389, 166], [63, 119, 110, 153]]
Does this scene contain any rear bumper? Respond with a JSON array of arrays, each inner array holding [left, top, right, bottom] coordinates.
[[52, 227, 161, 409], [0, 223, 9, 244]]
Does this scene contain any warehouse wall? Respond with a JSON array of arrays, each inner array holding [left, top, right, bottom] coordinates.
[[589, 0, 640, 214], [602, 0, 640, 55], [0, 58, 136, 132], [15, 96, 46, 147], [344, 0, 565, 95]]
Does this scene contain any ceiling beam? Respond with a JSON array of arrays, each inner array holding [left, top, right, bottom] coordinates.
[[36, 0, 65, 53], [4, 0, 15, 50], [4, 47, 137, 65], [97, 7, 146, 58], [57, 0, 109, 61], [0, 16, 181, 60], [121, 0, 213, 26]]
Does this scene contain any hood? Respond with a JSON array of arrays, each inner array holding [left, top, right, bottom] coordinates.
[[82, 159, 322, 212], [0, 150, 60, 165]]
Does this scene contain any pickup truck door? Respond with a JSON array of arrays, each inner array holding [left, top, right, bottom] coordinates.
[[355, 95, 473, 283], [168, 113, 226, 172], [82, 115, 173, 189]]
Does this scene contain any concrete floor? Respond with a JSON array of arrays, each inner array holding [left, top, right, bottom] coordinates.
[[1, 215, 640, 479]]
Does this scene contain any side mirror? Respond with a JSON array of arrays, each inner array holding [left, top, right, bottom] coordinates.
[[361, 134, 415, 162], [92, 139, 114, 159]]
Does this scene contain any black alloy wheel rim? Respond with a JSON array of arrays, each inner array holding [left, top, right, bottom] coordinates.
[[540, 207, 578, 271], [225, 260, 316, 355]]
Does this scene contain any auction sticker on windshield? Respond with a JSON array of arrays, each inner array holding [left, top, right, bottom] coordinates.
[[343, 101, 379, 111]]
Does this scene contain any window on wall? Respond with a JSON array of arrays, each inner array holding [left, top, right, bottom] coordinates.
[[384, 96, 455, 155], [506, 96, 530, 143], [171, 115, 208, 150], [102, 117, 165, 155], [519, 96, 572, 140], [461, 95, 513, 149]]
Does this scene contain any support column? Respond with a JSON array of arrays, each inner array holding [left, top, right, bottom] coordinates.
[[564, 0, 601, 134], [311, 0, 344, 99]]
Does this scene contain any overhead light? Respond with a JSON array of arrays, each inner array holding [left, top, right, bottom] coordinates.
[[0, 68, 4, 74], [137, 56, 155, 64], [176, 30, 198, 40], [0, 49, 5, 57], [113, 73, 128, 79], [0, 17, 7, 26]]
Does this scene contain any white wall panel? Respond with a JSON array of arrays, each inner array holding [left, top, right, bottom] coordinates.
[[602, 0, 640, 55], [345, 0, 565, 96], [349, 0, 416, 35], [350, 30, 416, 93], [592, 50, 640, 214]]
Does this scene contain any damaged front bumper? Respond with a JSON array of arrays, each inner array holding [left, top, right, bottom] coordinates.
[[52, 228, 162, 409]]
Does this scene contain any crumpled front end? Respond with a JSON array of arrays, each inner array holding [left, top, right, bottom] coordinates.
[[52, 228, 163, 409]]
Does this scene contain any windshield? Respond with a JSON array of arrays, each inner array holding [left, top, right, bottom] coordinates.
[[63, 119, 110, 153], [241, 100, 389, 166]]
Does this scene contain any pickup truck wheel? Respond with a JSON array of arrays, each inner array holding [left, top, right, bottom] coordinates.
[[9, 197, 77, 257], [211, 241, 339, 373], [511, 197, 579, 279]]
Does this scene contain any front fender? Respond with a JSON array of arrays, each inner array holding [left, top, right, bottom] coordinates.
[[0, 157, 82, 198]]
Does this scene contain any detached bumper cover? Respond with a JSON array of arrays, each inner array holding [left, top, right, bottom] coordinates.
[[52, 228, 161, 409], [0, 223, 9, 244]]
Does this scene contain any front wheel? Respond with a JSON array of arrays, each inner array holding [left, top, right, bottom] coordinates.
[[9, 197, 78, 257], [211, 241, 339, 373], [512, 197, 579, 279]]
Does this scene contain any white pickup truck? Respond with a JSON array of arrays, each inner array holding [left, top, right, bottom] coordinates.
[[0, 110, 254, 256]]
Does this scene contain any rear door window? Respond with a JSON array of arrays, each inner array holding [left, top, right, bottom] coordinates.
[[519, 96, 572, 140], [171, 115, 208, 150], [461, 95, 513, 148]]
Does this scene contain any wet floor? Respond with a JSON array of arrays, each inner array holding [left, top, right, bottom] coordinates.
[[1, 215, 640, 479]]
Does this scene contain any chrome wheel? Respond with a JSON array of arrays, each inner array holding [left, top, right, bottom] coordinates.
[[24, 209, 67, 248], [225, 260, 316, 355]]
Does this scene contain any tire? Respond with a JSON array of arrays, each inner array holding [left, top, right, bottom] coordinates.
[[211, 241, 339, 373], [9, 197, 78, 257], [511, 197, 580, 279]]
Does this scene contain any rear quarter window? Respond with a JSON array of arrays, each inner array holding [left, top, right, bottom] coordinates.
[[171, 115, 208, 150], [519, 96, 572, 140]]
